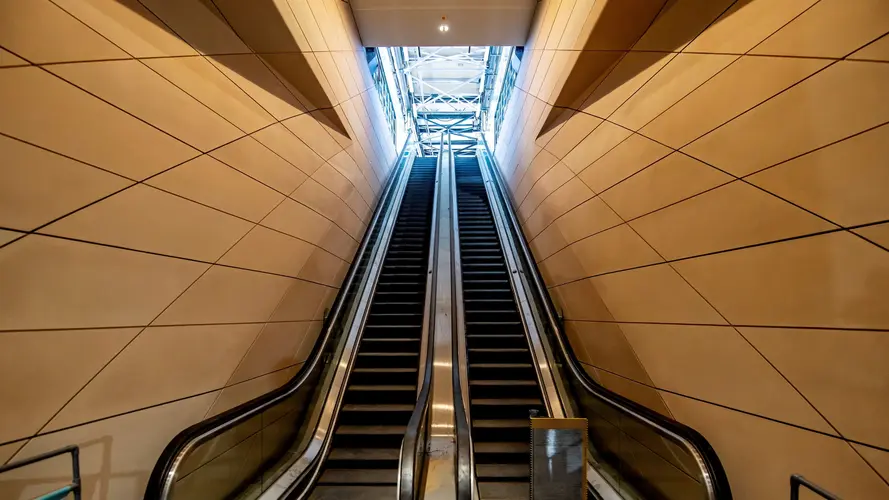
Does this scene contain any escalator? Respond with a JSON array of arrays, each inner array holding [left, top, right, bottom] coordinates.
[[144, 144, 730, 500], [312, 157, 437, 499], [454, 156, 544, 500]]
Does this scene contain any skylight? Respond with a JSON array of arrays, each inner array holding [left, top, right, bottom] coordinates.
[[368, 46, 520, 157]]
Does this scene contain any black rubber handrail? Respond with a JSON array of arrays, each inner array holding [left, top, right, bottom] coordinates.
[[144, 142, 413, 500], [477, 141, 733, 500]]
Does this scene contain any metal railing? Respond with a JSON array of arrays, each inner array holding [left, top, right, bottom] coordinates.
[[0, 446, 81, 500], [144, 142, 415, 500], [476, 141, 733, 500], [791, 475, 840, 500]]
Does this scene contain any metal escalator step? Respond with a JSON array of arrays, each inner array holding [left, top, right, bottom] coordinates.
[[328, 448, 400, 461], [336, 425, 407, 435], [310, 485, 397, 500], [472, 398, 542, 406], [318, 469, 396, 485], [474, 442, 528, 454], [348, 385, 415, 392], [353, 368, 417, 373], [478, 482, 529, 500], [341, 404, 414, 412], [469, 363, 532, 368], [473, 419, 528, 428], [470, 380, 538, 386], [469, 348, 528, 353], [476, 464, 529, 478]]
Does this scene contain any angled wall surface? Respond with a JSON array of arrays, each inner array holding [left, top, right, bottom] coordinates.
[[493, 0, 889, 498], [0, 0, 397, 498]]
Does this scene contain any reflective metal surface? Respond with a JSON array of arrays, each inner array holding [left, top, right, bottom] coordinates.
[[476, 141, 731, 500], [424, 136, 459, 500]]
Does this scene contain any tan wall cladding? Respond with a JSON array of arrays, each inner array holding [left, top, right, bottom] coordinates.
[[0, 0, 397, 498], [494, 0, 889, 498]]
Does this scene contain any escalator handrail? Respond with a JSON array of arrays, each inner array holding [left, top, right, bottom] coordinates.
[[448, 134, 475, 500], [477, 141, 733, 500], [397, 137, 443, 499], [145, 141, 414, 500]]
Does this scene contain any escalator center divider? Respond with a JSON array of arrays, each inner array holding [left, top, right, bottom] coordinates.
[[311, 157, 438, 498], [454, 156, 547, 500]]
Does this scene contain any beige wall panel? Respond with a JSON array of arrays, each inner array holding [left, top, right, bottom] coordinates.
[[855, 223, 889, 249], [48, 60, 242, 152], [52, 0, 197, 58], [600, 152, 731, 221], [252, 123, 324, 176], [623, 324, 834, 433], [0, 135, 132, 231], [641, 56, 830, 148], [269, 279, 330, 322], [576, 133, 671, 193], [144, 56, 273, 134], [629, 181, 836, 260], [539, 245, 586, 285], [851, 34, 889, 61], [751, 0, 889, 58], [520, 162, 574, 218], [611, 53, 737, 131], [531, 224, 572, 263], [747, 124, 889, 227], [219, 226, 314, 277], [43, 184, 254, 262], [524, 178, 594, 238], [0, 235, 207, 331], [0, 67, 199, 180], [319, 225, 358, 262], [673, 232, 889, 329], [684, 0, 819, 54], [208, 54, 308, 120], [287, 0, 327, 51], [140, 0, 250, 55], [0, 230, 22, 247], [567, 224, 663, 277], [228, 321, 312, 384], [553, 196, 623, 248], [544, 111, 602, 160], [596, 369, 672, 418], [581, 52, 677, 119], [283, 113, 343, 160], [855, 445, 889, 484], [0, 48, 27, 67], [148, 155, 285, 223], [634, 0, 734, 52], [0, 328, 139, 443], [0, 0, 128, 63], [564, 121, 633, 175], [742, 327, 889, 449], [683, 61, 889, 177], [155, 266, 293, 325], [580, 264, 726, 324], [261, 198, 333, 245], [47, 324, 261, 431], [662, 393, 889, 500], [207, 367, 297, 417], [211, 136, 308, 194], [0, 394, 217, 500], [515, 150, 559, 202], [565, 321, 654, 385], [298, 248, 348, 286]]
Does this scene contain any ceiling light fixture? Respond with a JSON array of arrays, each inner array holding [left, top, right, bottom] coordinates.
[[439, 15, 449, 33]]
